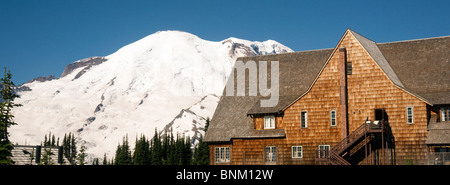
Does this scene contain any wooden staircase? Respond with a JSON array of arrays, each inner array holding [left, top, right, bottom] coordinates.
[[316, 120, 386, 165]]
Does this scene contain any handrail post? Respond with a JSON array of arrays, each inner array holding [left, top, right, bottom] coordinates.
[[365, 122, 368, 164], [382, 120, 385, 165]]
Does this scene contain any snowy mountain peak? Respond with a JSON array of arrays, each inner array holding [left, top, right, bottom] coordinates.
[[221, 37, 292, 57], [11, 31, 293, 161]]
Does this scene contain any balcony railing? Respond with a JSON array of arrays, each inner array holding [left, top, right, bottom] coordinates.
[[427, 152, 450, 165]]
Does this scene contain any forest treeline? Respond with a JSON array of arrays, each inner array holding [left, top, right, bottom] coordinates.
[[38, 118, 210, 165], [111, 128, 209, 165]]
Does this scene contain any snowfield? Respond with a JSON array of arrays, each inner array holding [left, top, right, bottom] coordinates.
[[10, 30, 293, 161]]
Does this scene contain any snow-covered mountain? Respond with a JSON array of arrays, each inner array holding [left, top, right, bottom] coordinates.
[[10, 30, 293, 161]]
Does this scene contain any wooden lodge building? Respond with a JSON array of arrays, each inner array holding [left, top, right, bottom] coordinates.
[[204, 29, 450, 165]]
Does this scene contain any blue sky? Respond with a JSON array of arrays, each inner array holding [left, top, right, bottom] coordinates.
[[1, 0, 449, 85]]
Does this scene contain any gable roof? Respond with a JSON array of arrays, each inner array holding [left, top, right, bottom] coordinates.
[[377, 35, 450, 105], [349, 30, 405, 89], [204, 49, 333, 142], [204, 30, 450, 143]]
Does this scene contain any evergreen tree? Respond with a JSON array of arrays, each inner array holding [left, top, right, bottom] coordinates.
[[44, 134, 48, 146], [133, 134, 150, 165], [114, 136, 132, 165], [161, 131, 169, 164], [70, 133, 77, 164], [150, 129, 162, 165], [114, 142, 122, 165], [77, 144, 86, 165], [51, 134, 56, 147], [165, 131, 175, 165], [102, 153, 108, 165], [192, 135, 209, 165], [43, 132, 57, 147], [123, 136, 132, 164], [62, 132, 77, 165], [204, 117, 210, 132], [62, 133, 68, 162], [184, 136, 192, 165], [40, 147, 54, 165], [192, 118, 210, 165], [40, 132, 61, 165], [192, 138, 200, 165], [0, 67, 21, 165], [92, 158, 99, 165]]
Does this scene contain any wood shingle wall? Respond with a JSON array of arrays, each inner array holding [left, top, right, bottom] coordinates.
[[206, 29, 449, 165]]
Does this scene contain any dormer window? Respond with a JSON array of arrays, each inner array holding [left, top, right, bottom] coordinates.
[[264, 115, 275, 129]]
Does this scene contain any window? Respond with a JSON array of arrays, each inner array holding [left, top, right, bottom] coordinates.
[[330, 110, 336, 126], [215, 147, 230, 163], [264, 115, 275, 129], [292, 146, 303, 158], [435, 147, 450, 152], [318, 145, 330, 158], [406, 106, 414, 124], [346, 62, 352, 75], [265, 146, 276, 162], [301, 111, 308, 128], [441, 107, 450, 121]]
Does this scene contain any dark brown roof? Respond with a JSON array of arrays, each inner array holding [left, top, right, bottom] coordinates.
[[204, 29, 450, 143]]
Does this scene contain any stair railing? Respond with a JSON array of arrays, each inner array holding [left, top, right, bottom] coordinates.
[[331, 123, 369, 155]]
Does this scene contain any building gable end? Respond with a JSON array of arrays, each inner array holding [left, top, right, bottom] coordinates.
[[282, 29, 431, 112]]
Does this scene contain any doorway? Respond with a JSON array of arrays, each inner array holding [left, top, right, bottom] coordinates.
[[374, 109, 388, 121]]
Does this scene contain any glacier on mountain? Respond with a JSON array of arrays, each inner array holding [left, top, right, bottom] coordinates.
[[10, 30, 293, 161]]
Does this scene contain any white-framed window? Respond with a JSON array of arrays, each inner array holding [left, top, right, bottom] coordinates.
[[301, 111, 308, 128], [264, 115, 275, 129], [406, 106, 414, 124], [330, 110, 336, 126], [441, 107, 450, 121], [292, 146, 303, 158], [318, 145, 330, 158], [215, 147, 230, 163], [265, 146, 276, 162]]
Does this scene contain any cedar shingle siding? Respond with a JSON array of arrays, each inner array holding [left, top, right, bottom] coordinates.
[[205, 29, 450, 165]]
